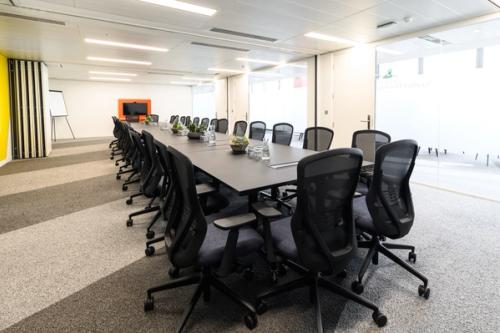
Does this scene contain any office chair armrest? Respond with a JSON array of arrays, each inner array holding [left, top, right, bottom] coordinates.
[[252, 202, 282, 219], [213, 213, 256, 230], [195, 183, 217, 196]]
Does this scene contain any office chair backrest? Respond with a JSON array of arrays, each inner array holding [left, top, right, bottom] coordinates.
[[366, 140, 418, 239], [233, 120, 247, 136], [272, 123, 294, 146], [210, 118, 217, 130], [112, 116, 120, 138], [169, 115, 177, 124], [186, 116, 191, 126], [201, 118, 210, 128], [303, 127, 334, 151], [352, 130, 391, 162], [167, 146, 207, 268], [216, 118, 228, 134], [130, 131, 149, 181], [193, 117, 200, 126], [249, 121, 266, 141], [291, 148, 363, 274], [150, 114, 159, 122], [141, 131, 163, 195], [155, 141, 183, 245], [180, 116, 186, 125]]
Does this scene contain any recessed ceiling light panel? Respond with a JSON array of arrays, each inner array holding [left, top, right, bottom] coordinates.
[[305, 32, 360, 46], [89, 71, 138, 76], [236, 57, 283, 65], [140, 0, 216, 16], [85, 38, 168, 52], [90, 77, 132, 82], [87, 56, 152, 65]]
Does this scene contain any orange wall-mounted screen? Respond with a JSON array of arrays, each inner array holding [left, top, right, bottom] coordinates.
[[118, 99, 151, 121]]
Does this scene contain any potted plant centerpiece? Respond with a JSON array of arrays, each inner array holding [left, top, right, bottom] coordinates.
[[230, 135, 249, 154], [171, 121, 183, 134], [187, 122, 205, 140]]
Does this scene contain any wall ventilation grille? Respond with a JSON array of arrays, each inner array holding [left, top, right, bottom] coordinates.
[[418, 35, 451, 45], [190, 41, 249, 52]]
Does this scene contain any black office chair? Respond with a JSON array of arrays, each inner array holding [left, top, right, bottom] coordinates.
[[352, 130, 391, 162], [193, 117, 200, 126], [233, 120, 248, 136], [255, 148, 387, 332], [352, 130, 391, 194], [249, 121, 266, 141], [351, 140, 430, 299], [303, 127, 334, 151], [186, 116, 191, 126], [201, 117, 210, 128], [272, 123, 294, 146], [210, 118, 217, 130], [180, 116, 186, 125], [150, 114, 159, 123], [144, 146, 263, 332], [125, 131, 162, 227], [169, 115, 177, 124], [109, 116, 120, 153], [216, 118, 228, 134]]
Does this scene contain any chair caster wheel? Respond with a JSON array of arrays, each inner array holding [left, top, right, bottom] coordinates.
[[351, 281, 364, 294], [244, 313, 258, 330], [115, 162, 119, 166], [145, 246, 155, 257], [372, 311, 387, 327], [116, 175, 121, 180], [126, 198, 133, 205], [277, 264, 287, 277], [144, 297, 154, 312], [243, 268, 254, 281], [126, 219, 133, 227], [409, 252, 417, 263], [146, 230, 155, 239], [110, 156, 114, 160], [256, 301, 267, 315], [418, 285, 430, 299], [337, 270, 347, 279], [122, 185, 128, 191], [168, 267, 179, 278]]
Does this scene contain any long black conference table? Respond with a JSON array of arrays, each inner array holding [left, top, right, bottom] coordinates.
[[132, 123, 371, 202]]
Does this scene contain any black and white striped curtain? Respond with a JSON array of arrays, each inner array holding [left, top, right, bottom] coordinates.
[[8, 59, 47, 159]]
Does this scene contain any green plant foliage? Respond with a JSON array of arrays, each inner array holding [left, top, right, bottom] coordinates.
[[230, 135, 249, 146]]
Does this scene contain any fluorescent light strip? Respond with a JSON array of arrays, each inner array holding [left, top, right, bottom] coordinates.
[[85, 38, 168, 52], [488, 0, 500, 9], [236, 57, 283, 66], [208, 67, 246, 74], [140, 0, 216, 16], [89, 71, 138, 77], [87, 56, 152, 66], [305, 32, 360, 46], [90, 77, 132, 82], [170, 81, 198, 85], [182, 76, 214, 81], [376, 47, 402, 55]]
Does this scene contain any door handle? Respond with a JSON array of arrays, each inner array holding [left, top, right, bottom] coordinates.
[[360, 115, 371, 129]]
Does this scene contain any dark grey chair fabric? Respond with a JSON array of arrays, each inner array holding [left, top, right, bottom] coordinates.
[[193, 117, 200, 126], [272, 123, 294, 146], [216, 118, 228, 134], [352, 130, 391, 162], [201, 118, 210, 128], [303, 127, 334, 151], [233, 120, 248, 136], [249, 121, 266, 141]]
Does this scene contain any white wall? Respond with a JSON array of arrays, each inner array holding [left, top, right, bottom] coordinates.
[[214, 78, 228, 120], [228, 74, 249, 133], [49, 79, 193, 139], [330, 46, 376, 148]]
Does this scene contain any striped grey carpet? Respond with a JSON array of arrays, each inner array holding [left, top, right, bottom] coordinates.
[[0, 138, 499, 333]]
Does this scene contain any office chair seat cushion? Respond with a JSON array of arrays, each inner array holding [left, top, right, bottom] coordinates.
[[353, 197, 376, 234], [270, 217, 298, 260], [198, 224, 264, 267]]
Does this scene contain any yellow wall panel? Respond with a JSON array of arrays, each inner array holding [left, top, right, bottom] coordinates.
[[0, 53, 9, 162]]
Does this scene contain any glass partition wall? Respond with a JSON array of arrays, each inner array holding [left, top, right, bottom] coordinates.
[[376, 19, 500, 200], [248, 61, 308, 146], [192, 83, 216, 122]]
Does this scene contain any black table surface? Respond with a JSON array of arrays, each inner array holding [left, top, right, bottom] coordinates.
[[132, 123, 373, 195]]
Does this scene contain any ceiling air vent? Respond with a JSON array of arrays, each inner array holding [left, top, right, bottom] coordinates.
[[418, 35, 451, 45], [0, 12, 65, 25], [190, 42, 249, 52], [210, 27, 278, 42], [377, 21, 397, 29]]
